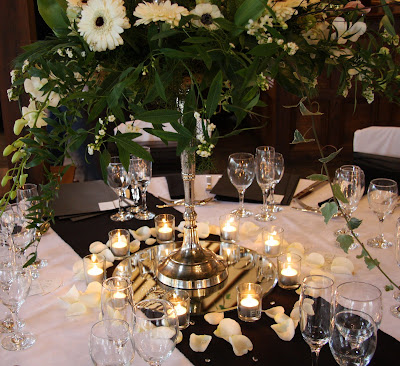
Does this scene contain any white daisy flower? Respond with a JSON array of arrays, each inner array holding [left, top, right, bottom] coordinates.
[[78, 0, 131, 52], [133, 0, 189, 28], [190, 3, 224, 30]]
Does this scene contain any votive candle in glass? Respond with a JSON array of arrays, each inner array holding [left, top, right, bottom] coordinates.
[[262, 226, 284, 257], [163, 289, 190, 329], [277, 253, 301, 290], [236, 283, 262, 322], [219, 242, 240, 265], [219, 213, 240, 243], [83, 254, 106, 285], [155, 214, 175, 243], [109, 229, 130, 260]]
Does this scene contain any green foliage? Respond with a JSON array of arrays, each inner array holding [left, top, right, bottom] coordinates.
[[291, 129, 314, 144], [336, 234, 354, 253], [307, 174, 328, 181], [321, 202, 338, 224]]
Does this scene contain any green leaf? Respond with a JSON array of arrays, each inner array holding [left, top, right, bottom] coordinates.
[[385, 285, 394, 292], [136, 110, 181, 124], [88, 98, 107, 123], [110, 136, 153, 162], [318, 148, 343, 164], [356, 248, 369, 259], [183, 37, 213, 44], [347, 217, 362, 230], [321, 202, 338, 224], [37, 0, 68, 33], [291, 129, 314, 144], [23, 252, 37, 268], [299, 102, 323, 116], [145, 130, 179, 141], [226, 293, 231, 300], [364, 256, 380, 270], [116, 142, 130, 170], [160, 48, 191, 59], [150, 29, 178, 41], [332, 182, 349, 204], [249, 44, 279, 57], [195, 45, 212, 70], [99, 149, 111, 182], [306, 174, 328, 181], [206, 71, 223, 119], [336, 234, 354, 254], [169, 121, 193, 139], [234, 0, 267, 27], [154, 71, 167, 102]]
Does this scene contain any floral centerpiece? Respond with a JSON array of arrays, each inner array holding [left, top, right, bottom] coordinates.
[[3, 0, 400, 286]]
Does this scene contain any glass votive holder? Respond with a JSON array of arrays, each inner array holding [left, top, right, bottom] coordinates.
[[163, 289, 190, 329], [101, 276, 133, 322], [83, 254, 106, 285], [154, 214, 175, 243], [137, 250, 154, 279], [219, 242, 240, 265], [156, 243, 176, 262], [262, 225, 284, 257], [236, 283, 262, 322], [109, 229, 130, 260], [219, 213, 240, 243], [277, 253, 301, 290]]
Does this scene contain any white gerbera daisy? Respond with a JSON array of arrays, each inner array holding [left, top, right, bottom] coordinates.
[[133, 1, 189, 28], [67, 0, 88, 7], [190, 3, 224, 30], [78, 0, 131, 52]]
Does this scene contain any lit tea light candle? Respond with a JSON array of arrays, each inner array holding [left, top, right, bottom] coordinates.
[[163, 290, 190, 329], [219, 214, 239, 242], [264, 235, 280, 256], [112, 290, 127, 308], [158, 220, 173, 241], [262, 226, 283, 257], [174, 301, 188, 327], [86, 257, 104, 283], [237, 283, 262, 322], [240, 295, 259, 309], [109, 229, 130, 259], [280, 266, 298, 287], [277, 253, 301, 289], [155, 214, 175, 243]]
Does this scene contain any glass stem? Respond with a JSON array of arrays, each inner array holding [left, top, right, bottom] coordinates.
[[118, 193, 123, 215], [9, 309, 24, 345], [262, 187, 271, 213], [378, 217, 385, 242], [311, 348, 320, 366], [141, 186, 148, 212], [238, 190, 245, 212], [270, 185, 276, 205]]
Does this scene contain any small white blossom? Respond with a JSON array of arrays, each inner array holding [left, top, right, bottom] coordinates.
[[129, 114, 134, 121], [99, 129, 105, 136], [362, 87, 374, 104], [379, 47, 390, 55], [10, 70, 18, 84], [66, 48, 74, 58], [81, 51, 86, 57], [88, 145, 94, 155], [284, 42, 299, 56], [7, 88, 18, 101], [98, 118, 104, 125], [108, 114, 116, 122], [57, 49, 64, 57], [277, 39, 284, 45], [22, 59, 29, 73]]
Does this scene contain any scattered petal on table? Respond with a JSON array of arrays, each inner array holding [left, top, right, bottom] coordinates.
[[240, 222, 261, 237], [204, 312, 224, 325], [331, 265, 353, 275], [100, 248, 115, 263], [133, 226, 152, 241], [85, 281, 102, 294], [331, 257, 354, 273], [265, 306, 285, 319], [229, 334, 253, 356], [145, 238, 156, 245], [190, 334, 212, 352], [214, 318, 242, 340], [305, 252, 325, 267], [209, 224, 220, 236], [287, 242, 305, 255], [89, 241, 108, 254], [59, 285, 80, 304], [150, 227, 157, 237], [274, 312, 291, 323], [66, 302, 87, 317], [79, 292, 100, 308], [271, 318, 295, 341], [130, 240, 141, 253], [197, 222, 210, 239], [177, 331, 183, 344], [310, 268, 335, 281]]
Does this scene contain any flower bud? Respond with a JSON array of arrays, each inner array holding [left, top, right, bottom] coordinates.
[[10, 191, 17, 200], [19, 174, 28, 187], [11, 151, 22, 164], [3, 145, 16, 156], [1, 175, 11, 187], [13, 118, 27, 136], [13, 140, 24, 148]]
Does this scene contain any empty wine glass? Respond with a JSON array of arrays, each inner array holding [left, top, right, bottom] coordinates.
[[333, 165, 365, 249], [0, 263, 35, 351], [300, 275, 334, 366], [329, 310, 377, 366], [270, 152, 284, 213], [107, 157, 134, 222], [130, 157, 155, 220], [227, 153, 255, 217], [367, 178, 398, 249], [255, 146, 275, 221], [89, 319, 135, 366], [132, 299, 179, 366], [333, 281, 382, 329], [391, 217, 400, 318]]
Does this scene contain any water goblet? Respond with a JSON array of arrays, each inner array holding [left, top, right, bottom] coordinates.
[[391, 217, 400, 318], [367, 178, 398, 248], [333, 281, 382, 329], [132, 298, 179, 366], [333, 165, 365, 249], [270, 152, 284, 213], [300, 275, 334, 366], [255, 146, 276, 221], [329, 310, 377, 366], [130, 157, 155, 220], [227, 153, 255, 217], [107, 157, 134, 222], [89, 319, 135, 366], [0, 264, 35, 351]]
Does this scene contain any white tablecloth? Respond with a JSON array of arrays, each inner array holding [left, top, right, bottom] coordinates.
[[1, 175, 399, 365]]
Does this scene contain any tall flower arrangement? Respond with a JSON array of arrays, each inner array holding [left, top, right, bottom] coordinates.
[[3, 0, 400, 274]]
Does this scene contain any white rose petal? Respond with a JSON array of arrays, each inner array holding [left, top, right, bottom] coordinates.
[[331, 265, 353, 275], [151, 326, 176, 339], [209, 224, 220, 236], [331, 257, 354, 272], [79, 292, 101, 308], [309, 269, 335, 281], [229, 334, 253, 356], [145, 238, 156, 245], [100, 248, 115, 263], [264, 306, 285, 319], [130, 240, 141, 253], [204, 312, 224, 325], [85, 281, 103, 294], [89, 241, 108, 254], [287, 242, 305, 255], [177, 331, 183, 344], [59, 285, 80, 304], [105, 261, 113, 269], [197, 222, 210, 239], [305, 252, 325, 268], [190, 334, 212, 352], [274, 312, 291, 323], [66, 302, 87, 317], [72, 260, 84, 275], [214, 318, 242, 341], [150, 227, 157, 237], [134, 226, 152, 241], [271, 318, 295, 341]]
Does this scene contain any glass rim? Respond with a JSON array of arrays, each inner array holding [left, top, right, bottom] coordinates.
[[336, 281, 382, 302], [333, 309, 377, 331], [302, 274, 334, 289], [102, 276, 131, 291], [133, 299, 177, 321], [236, 282, 262, 292], [256, 145, 275, 152], [108, 228, 130, 237], [278, 252, 301, 262], [228, 152, 254, 160], [369, 178, 398, 188]]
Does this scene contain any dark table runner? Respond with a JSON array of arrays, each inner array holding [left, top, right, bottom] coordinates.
[[52, 193, 398, 366]]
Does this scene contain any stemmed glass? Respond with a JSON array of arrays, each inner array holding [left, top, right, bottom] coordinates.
[[89, 319, 135, 366], [299, 275, 334, 366], [391, 217, 400, 318], [333, 281, 382, 329], [367, 178, 398, 248], [130, 157, 155, 220], [255, 146, 275, 221], [107, 157, 134, 222], [132, 299, 179, 366], [227, 153, 255, 217], [329, 310, 377, 366], [270, 152, 284, 213], [333, 165, 365, 249], [0, 261, 35, 351]]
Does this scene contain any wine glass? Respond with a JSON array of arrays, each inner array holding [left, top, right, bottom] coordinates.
[[89, 319, 135, 366], [270, 152, 284, 213], [333, 165, 365, 249], [255, 146, 275, 221], [227, 153, 255, 217], [132, 299, 179, 366], [300, 275, 334, 366], [367, 178, 398, 249], [391, 217, 400, 318], [333, 281, 382, 329], [107, 157, 134, 222], [101, 277, 134, 322], [329, 310, 377, 366], [0, 263, 35, 351], [130, 157, 155, 220]]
